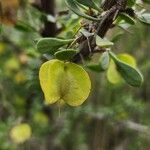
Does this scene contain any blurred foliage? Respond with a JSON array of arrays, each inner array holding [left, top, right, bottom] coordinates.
[[0, 0, 149, 150]]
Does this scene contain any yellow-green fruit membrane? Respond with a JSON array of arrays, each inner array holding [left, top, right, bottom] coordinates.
[[39, 59, 91, 106], [10, 123, 31, 144], [107, 59, 123, 84], [107, 53, 137, 84], [117, 53, 137, 68]]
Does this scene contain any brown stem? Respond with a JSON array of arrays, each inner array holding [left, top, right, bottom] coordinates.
[[101, 0, 117, 11], [73, 0, 127, 63], [41, 0, 57, 37]]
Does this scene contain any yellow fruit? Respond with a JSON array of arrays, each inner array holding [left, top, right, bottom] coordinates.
[[33, 112, 49, 125], [117, 53, 137, 68], [10, 123, 31, 144], [39, 59, 91, 106], [107, 59, 123, 84]]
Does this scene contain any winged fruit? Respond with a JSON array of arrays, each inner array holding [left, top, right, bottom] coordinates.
[[39, 59, 91, 106]]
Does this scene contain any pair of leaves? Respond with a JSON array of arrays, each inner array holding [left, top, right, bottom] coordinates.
[[36, 37, 78, 61], [65, 0, 100, 21], [39, 59, 91, 106], [87, 52, 110, 72], [107, 52, 143, 87]]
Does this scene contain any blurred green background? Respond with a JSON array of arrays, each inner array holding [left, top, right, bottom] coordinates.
[[0, 0, 149, 150]]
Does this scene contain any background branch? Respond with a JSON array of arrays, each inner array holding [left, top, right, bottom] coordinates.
[[88, 113, 150, 138]]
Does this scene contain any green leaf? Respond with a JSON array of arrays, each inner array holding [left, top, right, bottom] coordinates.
[[36, 38, 74, 54], [15, 21, 37, 32], [119, 13, 136, 25], [54, 49, 78, 61], [99, 51, 110, 70], [76, 0, 102, 12], [96, 35, 114, 48], [137, 13, 150, 25], [87, 52, 110, 72], [109, 51, 143, 87], [65, 0, 100, 21], [87, 63, 102, 72], [80, 29, 94, 38]]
